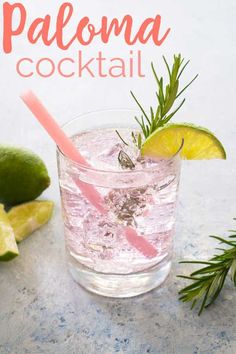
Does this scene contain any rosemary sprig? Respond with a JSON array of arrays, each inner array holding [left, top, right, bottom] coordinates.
[[131, 54, 198, 141], [116, 54, 197, 167], [178, 222, 236, 315], [115, 130, 129, 146]]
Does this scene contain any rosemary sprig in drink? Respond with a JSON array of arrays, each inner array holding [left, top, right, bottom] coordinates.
[[131, 54, 198, 146], [116, 54, 225, 166], [178, 221, 236, 315]]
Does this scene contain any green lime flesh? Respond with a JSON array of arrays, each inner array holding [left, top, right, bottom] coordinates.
[[8, 200, 54, 243], [0, 204, 19, 262], [141, 123, 226, 160]]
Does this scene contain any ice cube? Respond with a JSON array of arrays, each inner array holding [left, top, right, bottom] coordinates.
[[82, 211, 126, 260], [94, 143, 124, 170]]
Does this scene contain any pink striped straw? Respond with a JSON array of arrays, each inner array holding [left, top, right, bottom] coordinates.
[[20, 91, 157, 258]]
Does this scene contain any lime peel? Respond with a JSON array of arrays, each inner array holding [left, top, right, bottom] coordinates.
[[0, 204, 19, 262]]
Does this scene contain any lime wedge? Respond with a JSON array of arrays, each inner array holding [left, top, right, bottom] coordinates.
[[8, 201, 54, 243], [141, 123, 226, 159], [0, 204, 19, 261]]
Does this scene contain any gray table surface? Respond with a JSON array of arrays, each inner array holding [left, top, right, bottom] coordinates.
[[1, 1, 236, 353]]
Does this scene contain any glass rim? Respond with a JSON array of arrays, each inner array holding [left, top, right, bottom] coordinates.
[[57, 109, 183, 175]]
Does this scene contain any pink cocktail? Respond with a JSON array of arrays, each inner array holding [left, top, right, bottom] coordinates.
[[57, 110, 181, 297]]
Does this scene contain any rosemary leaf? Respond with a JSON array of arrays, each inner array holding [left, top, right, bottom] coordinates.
[[176, 74, 199, 99], [130, 91, 150, 123], [115, 130, 129, 146], [163, 80, 179, 116], [137, 133, 142, 149], [177, 60, 190, 80], [162, 99, 186, 125], [163, 55, 171, 81]]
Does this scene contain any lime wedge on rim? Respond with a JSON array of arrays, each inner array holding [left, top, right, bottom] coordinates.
[[0, 204, 19, 262], [141, 123, 226, 159], [8, 201, 54, 243]]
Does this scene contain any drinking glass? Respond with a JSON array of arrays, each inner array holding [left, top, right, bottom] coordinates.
[[57, 110, 181, 297]]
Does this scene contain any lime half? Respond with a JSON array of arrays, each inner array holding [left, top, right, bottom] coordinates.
[[141, 123, 226, 159], [8, 201, 54, 243], [0, 204, 19, 261]]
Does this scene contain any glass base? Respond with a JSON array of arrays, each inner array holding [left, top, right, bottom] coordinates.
[[67, 254, 172, 298]]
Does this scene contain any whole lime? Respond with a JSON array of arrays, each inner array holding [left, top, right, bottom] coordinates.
[[0, 146, 50, 205]]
